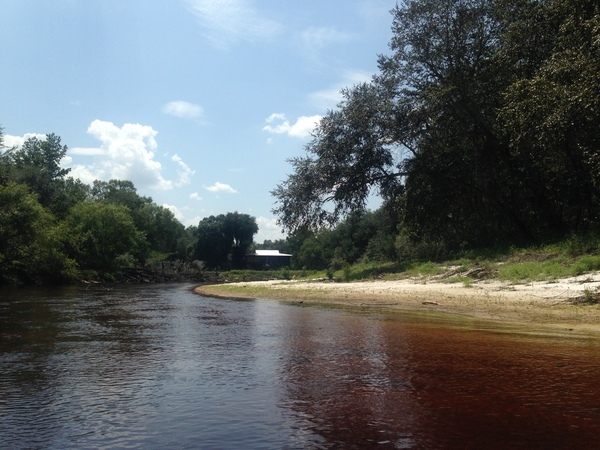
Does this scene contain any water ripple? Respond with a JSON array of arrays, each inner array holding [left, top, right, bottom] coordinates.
[[1, 285, 600, 449]]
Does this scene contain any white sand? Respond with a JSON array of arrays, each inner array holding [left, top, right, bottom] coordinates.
[[195, 274, 600, 333]]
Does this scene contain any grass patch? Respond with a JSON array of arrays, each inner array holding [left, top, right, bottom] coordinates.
[[572, 255, 600, 275], [404, 261, 445, 278], [498, 261, 571, 282], [498, 255, 600, 283], [328, 261, 405, 282]]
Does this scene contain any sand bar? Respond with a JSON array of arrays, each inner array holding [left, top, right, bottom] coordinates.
[[195, 273, 600, 335]]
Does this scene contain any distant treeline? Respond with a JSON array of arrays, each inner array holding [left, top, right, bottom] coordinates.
[[0, 131, 266, 284], [0, 132, 189, 283]]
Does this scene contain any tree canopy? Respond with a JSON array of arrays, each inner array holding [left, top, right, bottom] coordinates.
[[272, 0, 600, 250], [195, 212, 258, 269], [0, 129, 210, 284], [0, 126, 270, 283]]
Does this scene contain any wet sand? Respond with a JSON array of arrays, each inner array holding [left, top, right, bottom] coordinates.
[[195, 274, 600, 334]]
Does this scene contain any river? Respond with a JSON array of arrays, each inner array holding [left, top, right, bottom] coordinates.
[[1, 283, 599, 449]]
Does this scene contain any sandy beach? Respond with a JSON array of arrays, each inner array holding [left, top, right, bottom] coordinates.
[[195, 273, 600, 334]]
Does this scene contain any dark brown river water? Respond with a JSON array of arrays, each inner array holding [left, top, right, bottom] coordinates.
[[1, 284, 599, 449]]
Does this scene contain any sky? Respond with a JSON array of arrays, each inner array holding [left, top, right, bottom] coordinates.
[[0, 0, 395, 243]]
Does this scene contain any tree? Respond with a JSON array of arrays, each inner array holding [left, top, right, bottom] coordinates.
[[65, 202, 146, 274], [6, 134, 71, 210], [273, 0, 600, 251], [91, 179, 184, 259], [499, 0, 600, 234], [273, 0, 507, 241], [175, 225, 199, 262], [0, 125, 9, 184], [194, 213, 258, 269], [91, 179, 149, 210], [0, 183, 76, 284], [137, 203, 185, 255], [382, 0, 526, 247], [195, 215, 233, 269], [223, 212, 259, 268], [272, 82, 402, 231], [296, 234, 328, 270]]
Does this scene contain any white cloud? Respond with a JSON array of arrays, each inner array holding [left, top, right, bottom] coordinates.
[[190, 192, 202, 201], [184, 215, 202, 228], [63, 120, 197, 191], [262, 113, 321, 139], [3, 133, 47, 149], [81, 120, 173, 190], [7, 123, 195, 193], [163, 204, 185, 222], [172, 153, 195, 186], [68, 164, 99, 185], [186, 0, 281, 49], [162, 101, 204, 121], [70, 147, 106, 156], [255, 216, 285, 243], [203, 181, 238, 194]]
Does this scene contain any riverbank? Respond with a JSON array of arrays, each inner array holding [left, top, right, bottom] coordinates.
[[195, 274, 600, 334]]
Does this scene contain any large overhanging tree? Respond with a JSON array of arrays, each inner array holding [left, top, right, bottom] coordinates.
[[272, 0, 600, 248], [272, 82, 403, 231]]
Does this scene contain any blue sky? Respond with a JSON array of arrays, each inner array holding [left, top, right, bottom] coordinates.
[[0, 0, 395, 242]]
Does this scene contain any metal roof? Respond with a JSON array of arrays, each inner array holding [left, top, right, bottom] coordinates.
[[251, 250, 292, 257]]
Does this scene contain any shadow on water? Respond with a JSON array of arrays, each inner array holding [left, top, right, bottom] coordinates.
[[274, 302, 600, 449], [1, 284, 599, 449]]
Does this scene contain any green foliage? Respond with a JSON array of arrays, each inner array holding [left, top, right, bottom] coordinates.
[[545, 233, 600, 257], [496, 254, 600, 282], [89, 179, 186, 260], [572, 256, 600, 276], [498, 261, 571, 282], [581, 288, 600, 305], [91, 179, 149, 209], [279, 266, 291, 281], [294, 233, 325, 270], [499, 0, 600, 237], [195, 212, 258, 269], [404, 261, 445, 278], [4, 134, 73, 212], [0, 183, 76, 284], [175, 225, 198, 262], [0, 127, 202, 284], [137, 203, 185, 254], [395, 233, 449, 262], [272, 0, 600, 253], [221, 268, 318, 283], [65, 202, 146, 273], [283, 207, 399, 271]]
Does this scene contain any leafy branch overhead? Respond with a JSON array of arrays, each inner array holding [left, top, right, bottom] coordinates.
[[272, 0, 600, 250]]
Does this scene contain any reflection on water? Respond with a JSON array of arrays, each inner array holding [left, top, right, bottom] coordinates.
[[1, 284, 599, 449]]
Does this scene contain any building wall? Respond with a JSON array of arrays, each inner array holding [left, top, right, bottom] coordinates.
[[245, 255, 291, 270]]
